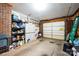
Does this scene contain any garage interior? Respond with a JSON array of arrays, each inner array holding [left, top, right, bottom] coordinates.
[[0, 3, 79, 56]]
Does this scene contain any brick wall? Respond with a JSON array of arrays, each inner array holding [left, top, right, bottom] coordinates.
[[0, 3, 12, 37]]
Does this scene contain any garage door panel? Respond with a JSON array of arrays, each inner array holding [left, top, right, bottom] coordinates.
[[53, 33, 64, 36], [43, 33, 51, 35], [43, 23, 52, 27], [51, 35, 64, 40], [52, 31, 64, 35], [43, 27, 52, 31], [43, 34, 52, 38], [43, 31, 52, 33], [52, 21, 64, 27], [52, 27, 64, 31]]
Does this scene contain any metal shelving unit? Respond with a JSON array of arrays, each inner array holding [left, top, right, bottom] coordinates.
[[11, 14, 26, 48]]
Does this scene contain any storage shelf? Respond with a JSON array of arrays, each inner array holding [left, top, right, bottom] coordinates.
[[12, 33, 25, 36], [11, 14, 26, 45], [12, 27, 25, 31], [12, 20, 22, 23], [12, 39, 24, 42]]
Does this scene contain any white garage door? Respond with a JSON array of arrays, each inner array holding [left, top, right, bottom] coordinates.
[[43, 23, 52, 38], [43, 21, 64, 40]]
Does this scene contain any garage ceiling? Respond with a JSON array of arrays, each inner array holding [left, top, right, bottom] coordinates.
[[12, 3, 79, 21]]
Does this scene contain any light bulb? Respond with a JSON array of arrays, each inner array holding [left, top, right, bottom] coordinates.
[[33, 3, 47, 11]]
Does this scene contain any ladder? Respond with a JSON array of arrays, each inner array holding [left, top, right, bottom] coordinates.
[[69, 16, 79, 43]]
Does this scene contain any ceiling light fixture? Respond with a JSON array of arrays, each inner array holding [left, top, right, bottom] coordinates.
[[32, 3, 47, 11]]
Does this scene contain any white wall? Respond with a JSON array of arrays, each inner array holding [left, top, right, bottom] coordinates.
[[25, 23, 39, 42]]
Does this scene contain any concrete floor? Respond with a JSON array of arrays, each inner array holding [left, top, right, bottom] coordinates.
[[0, 38, 70, 56]]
